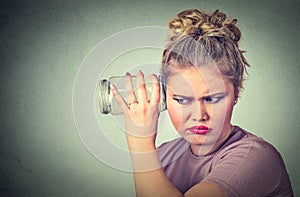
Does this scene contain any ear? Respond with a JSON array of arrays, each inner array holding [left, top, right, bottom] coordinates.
[[234, 88, 239, 105]]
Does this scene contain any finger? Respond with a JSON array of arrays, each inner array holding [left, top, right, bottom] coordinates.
[[125, 72, 137, 104], [149, 74, 160, 106], [136, 70, 148, 106], [110, 84, 129, 113]]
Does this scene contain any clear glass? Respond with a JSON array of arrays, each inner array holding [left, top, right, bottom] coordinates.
[[99, 75, 166, 115]]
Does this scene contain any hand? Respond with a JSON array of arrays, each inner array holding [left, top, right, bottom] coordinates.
[[110, 70, 161, 152]]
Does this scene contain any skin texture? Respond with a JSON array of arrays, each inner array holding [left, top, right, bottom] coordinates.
[[111, 69, 231, 196]]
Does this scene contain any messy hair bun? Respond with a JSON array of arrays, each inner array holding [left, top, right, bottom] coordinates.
[[168, 9, 241, 44], [162, 9, 250, 94]]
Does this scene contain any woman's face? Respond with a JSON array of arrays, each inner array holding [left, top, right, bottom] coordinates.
[[166, 64, 237, 155]]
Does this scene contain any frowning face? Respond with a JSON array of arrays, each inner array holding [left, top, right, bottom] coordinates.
[[166, 65, 237, 156]]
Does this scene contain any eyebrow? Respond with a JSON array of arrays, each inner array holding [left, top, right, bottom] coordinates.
[[172, 92, 227, 99]]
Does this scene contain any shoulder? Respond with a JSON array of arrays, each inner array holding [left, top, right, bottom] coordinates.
[[207, 126, 293, 196], [218, 126, 283, 163], [216, 126, 285, 174]]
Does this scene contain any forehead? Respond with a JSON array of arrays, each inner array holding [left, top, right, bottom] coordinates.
[[166, 66, 232, 95]]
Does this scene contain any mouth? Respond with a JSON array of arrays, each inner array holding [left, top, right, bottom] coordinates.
[[188, 125, 211, 135]]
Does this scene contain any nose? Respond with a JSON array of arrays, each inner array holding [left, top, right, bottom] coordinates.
[[191, 101, 209, 122]]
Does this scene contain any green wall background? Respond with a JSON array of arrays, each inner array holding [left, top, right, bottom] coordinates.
[[1, 0, 299, 196]]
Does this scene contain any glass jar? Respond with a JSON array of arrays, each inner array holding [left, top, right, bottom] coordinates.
[[99, 75, 166, 115]]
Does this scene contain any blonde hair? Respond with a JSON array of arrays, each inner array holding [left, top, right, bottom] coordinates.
[[161, 9, 250, 94]]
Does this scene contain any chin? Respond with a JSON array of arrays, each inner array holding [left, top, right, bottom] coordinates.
[[186, 134, 220, 146], [182, 134, 206, 144]]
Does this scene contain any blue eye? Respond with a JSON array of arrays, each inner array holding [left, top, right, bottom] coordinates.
[[204, 96, 224, 104], [173, 97, 193, 105]]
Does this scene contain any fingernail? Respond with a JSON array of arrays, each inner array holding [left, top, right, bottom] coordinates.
[[151, 73, 157, 79], [110, 84, 115, 90], [137, 70, 144, 76]]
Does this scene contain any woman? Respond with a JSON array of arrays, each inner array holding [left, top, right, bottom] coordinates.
[[110, 9, 293, 196]]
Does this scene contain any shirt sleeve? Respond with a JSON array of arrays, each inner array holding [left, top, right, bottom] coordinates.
[[204, 138, 293, 197]]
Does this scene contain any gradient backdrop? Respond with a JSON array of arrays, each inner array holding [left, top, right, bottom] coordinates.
[[1, 0, 299, 196]]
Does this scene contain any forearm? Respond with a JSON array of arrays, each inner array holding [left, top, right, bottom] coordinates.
[[129, 148, 182, 197], [111, 72, 181, 196], [134, 168, 182, 197]]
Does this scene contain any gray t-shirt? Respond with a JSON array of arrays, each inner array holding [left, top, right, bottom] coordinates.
[[157, 126, 293, 197]]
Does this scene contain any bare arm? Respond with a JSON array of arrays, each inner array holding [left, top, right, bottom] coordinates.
[[185, 181, 228, 197]]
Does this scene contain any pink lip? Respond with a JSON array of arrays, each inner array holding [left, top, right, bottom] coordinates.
[[188, 125, 210, 135]]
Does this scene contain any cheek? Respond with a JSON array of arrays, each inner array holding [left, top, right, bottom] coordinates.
[[224, 99, 235, 118], [224, 103, 234, 122], [167, 101, 183, 131], [211, 100, 235, 125]]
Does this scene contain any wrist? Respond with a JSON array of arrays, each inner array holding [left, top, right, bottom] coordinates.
[[129, 148, 161, 172], [126, 135, 156, 152]]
